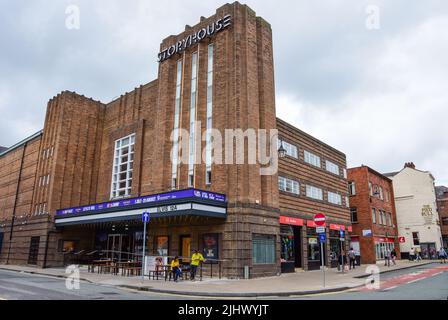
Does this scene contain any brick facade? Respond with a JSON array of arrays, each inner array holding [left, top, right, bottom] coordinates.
[[0, 2, 349, 278], [347, 166, 400, 264], [436, 187, 448, 248]]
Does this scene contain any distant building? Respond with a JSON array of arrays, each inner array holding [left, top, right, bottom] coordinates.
[[348, 166, 400, 264], [435, 186, 448, 248], [0, 146, 8, 154], [384, 163, 442, 259]]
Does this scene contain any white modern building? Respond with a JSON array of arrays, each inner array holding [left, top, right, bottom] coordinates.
[[384, 163, 442, 259]]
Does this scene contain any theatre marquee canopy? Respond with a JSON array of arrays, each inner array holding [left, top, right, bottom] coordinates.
[[55, 189, 227, 226]]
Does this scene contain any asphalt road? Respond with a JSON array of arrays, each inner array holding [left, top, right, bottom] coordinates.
[[0, 269, 191, 300], [0, 263, 446, 300], [293, 263, 448, 300]]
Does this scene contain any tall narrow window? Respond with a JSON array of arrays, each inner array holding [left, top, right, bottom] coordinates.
[[372, 208, 377, 224], [188, 52, 198, 187], [110, 134, 135, 199], [171, 59, 183, 189], [205, 45, 214, 185]]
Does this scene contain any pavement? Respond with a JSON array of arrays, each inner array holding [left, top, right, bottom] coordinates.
[[0, 260, 434, 298]]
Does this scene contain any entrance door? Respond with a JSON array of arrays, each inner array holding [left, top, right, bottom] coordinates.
[[28, 236, 40, 265], [180, 236, 191, 262], [107, 234, 122, 261], [293, 227, 302, 268]]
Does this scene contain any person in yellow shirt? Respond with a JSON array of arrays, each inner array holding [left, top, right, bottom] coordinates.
[[171, 256, 182, 282], [190, 250, 205, 281]]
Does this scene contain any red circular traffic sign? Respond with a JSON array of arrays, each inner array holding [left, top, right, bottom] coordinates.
[[314, 213, 326, 226], [398, 236, 405, 243]]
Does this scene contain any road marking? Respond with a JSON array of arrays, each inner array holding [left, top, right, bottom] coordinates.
[[0, 297, 7, 300], [0, 284, 37, 296], [407, 278, 423, 284], [382, 286, 397, 291]]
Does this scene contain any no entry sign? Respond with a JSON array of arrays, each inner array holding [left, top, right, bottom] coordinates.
[[314, 213, 326, 226], [398, 236, 405, 243]]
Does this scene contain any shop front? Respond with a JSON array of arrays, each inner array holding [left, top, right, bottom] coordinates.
[[279, 216, 303, 273], [374, 237, 396, 260], [55, 189, 227, 264]]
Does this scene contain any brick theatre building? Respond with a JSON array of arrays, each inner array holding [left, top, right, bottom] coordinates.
[[347, 166, 400, 264], [0, 2, 350, 277], [436, 186, 448, 249]]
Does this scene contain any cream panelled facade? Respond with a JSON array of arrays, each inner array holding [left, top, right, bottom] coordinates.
[[389, 166, 442, 257]]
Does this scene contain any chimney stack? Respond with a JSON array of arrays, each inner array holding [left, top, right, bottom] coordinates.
[[404, 162, 416, 169]]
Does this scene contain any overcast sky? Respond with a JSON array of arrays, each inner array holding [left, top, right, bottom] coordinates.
[[0, 0, 447, 185]]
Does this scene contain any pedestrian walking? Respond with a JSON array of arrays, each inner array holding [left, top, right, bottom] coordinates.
[[409, 247, 415, 261], [439, 248, 447, 264], [391, 248, 397, 266], [415, 247, 422, 261], [348, 248, 356, 270], [384, 248, 391, 267]]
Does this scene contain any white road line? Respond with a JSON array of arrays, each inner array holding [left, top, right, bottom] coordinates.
[[431, 272, 443, 277], [382, 286, 397, 291], [0, 284, 37, 296], [407, 278, 423, 284], [0, 297, 7, 300]]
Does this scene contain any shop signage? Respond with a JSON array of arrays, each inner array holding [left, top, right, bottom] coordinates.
[[279, 216, 304, 226], [374, 237, 395, 243], [56, 189, 226, 216], [398, 236, 406, 243], [362, 229, 373, 237], [158, 14, 232, 62]]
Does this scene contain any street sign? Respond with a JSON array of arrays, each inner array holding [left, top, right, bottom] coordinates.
[[398, 236, 405, 243], [142, 211, 150, 223], [319, 233, 326, 242], [314, 213, 326, 226], [316, 226, 325, 234]]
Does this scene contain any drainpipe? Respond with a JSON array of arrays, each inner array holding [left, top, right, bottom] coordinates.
[[6, 141, 28, 264]]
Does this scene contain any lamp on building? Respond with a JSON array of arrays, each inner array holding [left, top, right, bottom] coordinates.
[[277, 139, 287, 159]]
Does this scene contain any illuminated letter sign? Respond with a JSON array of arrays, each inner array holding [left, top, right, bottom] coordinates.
[[158, 15, 232, 63]]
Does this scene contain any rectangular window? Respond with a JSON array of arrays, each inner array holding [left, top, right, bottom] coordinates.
[[387, 213, 393, 226], [205, 44, 214, 184], [328, 191, 342, 205], [345, 196, 350, 208], [110, 134, 135, 199], [304, 150, 321, 168], [372, 208, 377, 224], [252, 234, 276, 265], [171, 59, 183, 189], [155, 236, 169, 256], [348, 182, 356, 196], [278, 176, 299, 195], [325, 160, 339, 175], [369, 182, 373, 196], [343, 168, 347, 179], [306, 185, 323, 200], [412, 232, 420, 246], [277, 139, 298, 159], [350, 207, 358, 223], [379, 187, 384, 200], [188, 52, 198, 187]]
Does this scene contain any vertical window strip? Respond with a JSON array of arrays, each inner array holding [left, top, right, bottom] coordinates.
[[188, 52, 198, 186], [110, 134, 135, 199], [205, 44, 214, 184], [171, 59, 183, 189]]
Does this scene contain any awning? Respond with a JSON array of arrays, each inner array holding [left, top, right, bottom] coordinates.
[[55, 188, 227, 227]]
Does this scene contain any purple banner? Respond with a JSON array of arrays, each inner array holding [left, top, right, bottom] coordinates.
[[56, 189, 226, 216]]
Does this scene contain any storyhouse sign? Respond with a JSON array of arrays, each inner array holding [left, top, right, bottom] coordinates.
[[158, 14, 232, 62]]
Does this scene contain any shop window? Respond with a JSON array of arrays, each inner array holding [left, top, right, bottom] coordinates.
[[280, 226, 295, 262], [307, 237, 321, 262], [412, 232, 420, 246], [155, 236, 169, 256], [252, 234, 276, 265]]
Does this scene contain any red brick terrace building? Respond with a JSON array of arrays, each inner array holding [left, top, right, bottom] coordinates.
[[347, 166, 400, 264]]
